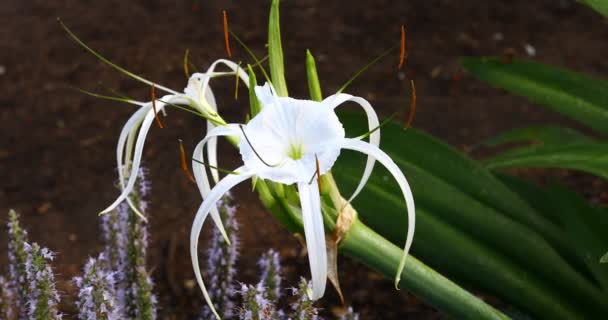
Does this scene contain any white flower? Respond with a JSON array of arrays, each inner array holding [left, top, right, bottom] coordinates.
[[191, 83, 415, 319], [100, 59, 249, 243]]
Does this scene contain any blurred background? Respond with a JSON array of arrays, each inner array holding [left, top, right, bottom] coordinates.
[[1, 0, 607, 318]]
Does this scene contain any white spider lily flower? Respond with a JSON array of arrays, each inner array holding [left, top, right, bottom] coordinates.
[[191, 83, 415, 319], [100, 60, 249, 243]]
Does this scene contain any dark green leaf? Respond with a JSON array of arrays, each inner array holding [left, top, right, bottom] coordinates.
[[462, 57, 608, 135], [483, 126, 608, 180]]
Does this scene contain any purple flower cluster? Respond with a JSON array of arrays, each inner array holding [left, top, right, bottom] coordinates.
[[0, 275, 15, 320], [257, 249, 282, 303], [338, 307, 359, 320], [101, 167, 157, 319], [288, 278, 320, 320], [238, 283, 280, 320], [7, 209, 29, 318], [74, 254, 120, 320], [23, 242, 62, 320], [201, 194, 239, 319]]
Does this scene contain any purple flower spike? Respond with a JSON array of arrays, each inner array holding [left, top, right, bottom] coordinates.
[[339, 307, 359, 320], [7, 209, 29, 319], [24, 242, 61, 320], [238, 283, 279, 320], [289, 278, 320, 320], [0, 275, 16, 320], [201, 194, 239, 319], [101, 168, 157, 319], [257, 249, 282, 303], [74, 254, 121, 320]]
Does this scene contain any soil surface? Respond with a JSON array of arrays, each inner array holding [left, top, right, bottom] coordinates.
[[1, 0, 607, 319]]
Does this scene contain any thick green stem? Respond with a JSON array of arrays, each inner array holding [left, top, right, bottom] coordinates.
[[339, 220, 509, 320]]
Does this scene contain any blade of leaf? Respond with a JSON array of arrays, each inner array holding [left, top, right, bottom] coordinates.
[[247, 64, 261, 118], [461, 57, 608, 135], [268, 0, 288, 96], [306, 49, 323, 102], [498, 173, 608, 290], [482, 125, 608, 180], [578, 0, 608, 16], [336, 112, 577, 264]]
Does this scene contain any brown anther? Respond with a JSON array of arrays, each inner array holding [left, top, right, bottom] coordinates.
[[179, 139, 196, 183], [151, 84, 164, 129], [398, 25, 406, 70], [315, 154, 322, 193], [405, 79, 416, 129], [223, 10, 232, 57], [183, 49, 190, 78]]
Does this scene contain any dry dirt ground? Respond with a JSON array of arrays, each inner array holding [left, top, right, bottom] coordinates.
[[1, 0, 607, 318]]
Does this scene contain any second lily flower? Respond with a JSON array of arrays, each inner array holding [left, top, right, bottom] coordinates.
[[191, 83, 416, 319]]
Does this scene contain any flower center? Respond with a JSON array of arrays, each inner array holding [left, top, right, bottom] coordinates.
[[286, 142, 304, 160]]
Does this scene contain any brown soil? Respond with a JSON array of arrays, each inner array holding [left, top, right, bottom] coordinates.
[[1, 0, 607, 319]]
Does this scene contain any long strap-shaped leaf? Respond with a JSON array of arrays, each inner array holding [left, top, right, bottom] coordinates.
[[461, 57, 608, 135], [482, 125, 608, 180]]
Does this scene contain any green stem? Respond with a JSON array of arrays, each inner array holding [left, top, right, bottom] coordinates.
[[340, 220, 509, 320]]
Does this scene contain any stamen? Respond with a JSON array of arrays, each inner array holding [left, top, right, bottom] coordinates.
[[405, 79, 416, 129], [337, 45, 397, 94], [229, 31, 272, 83], [315, 154, 322, 193], [234, 61, 242, 100], [151, 84, 164, 129], [223, 10, 232, 57], [357, 112, 398, 140], [184, 49, 190, 78], [192, 158, 240, 175], [178, 139, 196, 183], [398, 25, 406, 70], [74, 87, 142, 106], [239, 125, 280, 167]]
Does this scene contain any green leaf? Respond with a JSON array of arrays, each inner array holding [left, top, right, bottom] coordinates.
[[483, 126, 608, 180], [306, 50, 323, 102], [333, 112, 607, 318], [268, 0, 288, 96], [461, 57, 608, 135], [247, 65, 261, 118], [578, 0, 608, 16], [498, 174, 608, 289]]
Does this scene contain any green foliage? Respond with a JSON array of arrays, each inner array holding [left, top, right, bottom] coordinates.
[[482, 126, 608, 180], [461, 57, 608, 135], [268, 0, 288, 96], [578, 0, 608, 16], [333, 112, 608, 319]]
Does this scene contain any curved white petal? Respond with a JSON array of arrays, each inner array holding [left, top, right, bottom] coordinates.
[[323, 94, 380, 202], [340, 138, 415, 289], [297, 181, 327, 300], [205, 88, 220, 183], [199, 59, 249, 184], [101, 101, 168, 215], [192, 125, 242, 244], [116, 105, 151, 188], [191, 166, 254, 320]]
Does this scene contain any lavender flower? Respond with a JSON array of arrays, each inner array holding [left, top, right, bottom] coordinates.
[[238, 283, 279, 320], [257, 249, 282, 303], [289, 278, 320, 320], [74, 254, 120, 320], [101, 168, 157, 319], [7, 209, 29, 319], [24, 242, 61, 320], [0, 275, 16, 320], [201, 195, 239, 319], [338, 307, 359, 320]]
